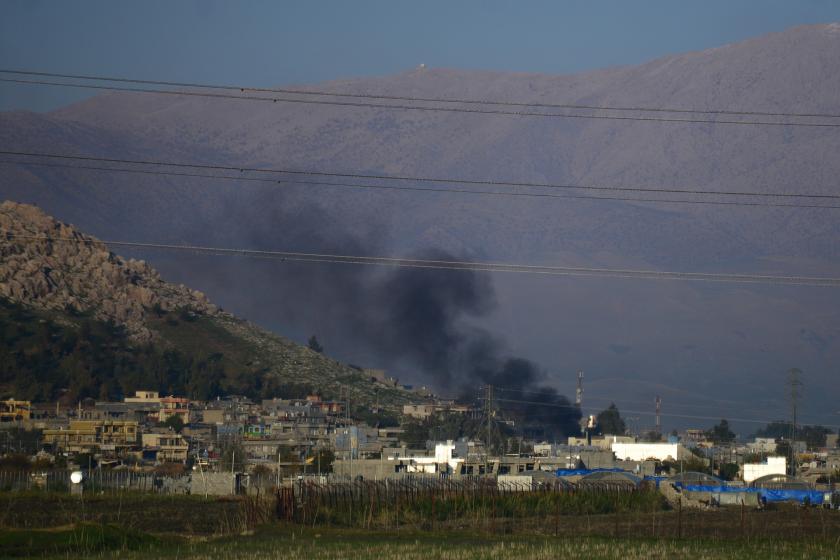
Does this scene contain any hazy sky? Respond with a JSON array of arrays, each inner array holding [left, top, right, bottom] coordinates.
[[2, 0, 840, 111]]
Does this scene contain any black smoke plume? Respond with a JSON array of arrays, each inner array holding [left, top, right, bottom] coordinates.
[[140, 186, 581, 437]]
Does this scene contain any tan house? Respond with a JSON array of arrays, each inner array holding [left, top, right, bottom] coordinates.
[[124, 391, 191, 424], [43, 420, 139, 455], [0, 399, 31, 422], [142, 432, 189, 463], [159, 396, 191, 424]]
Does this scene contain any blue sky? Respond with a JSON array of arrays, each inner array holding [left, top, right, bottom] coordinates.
[[2, 0, 840, 111]]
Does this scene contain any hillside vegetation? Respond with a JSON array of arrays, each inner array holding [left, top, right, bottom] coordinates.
[[0, 202, 417, 408]]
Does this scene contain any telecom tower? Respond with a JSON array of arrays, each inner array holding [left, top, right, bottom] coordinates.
[[788, 368, 802, 476]]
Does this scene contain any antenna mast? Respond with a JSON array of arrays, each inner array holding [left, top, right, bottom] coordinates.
[[655, 395, 662, 435], [575, 371, 583, 407], [484, 384, 494, 441], [788, 368, 802, 476]]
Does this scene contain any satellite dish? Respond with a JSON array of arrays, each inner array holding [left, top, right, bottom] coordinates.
[[70, 471, 84, 484]]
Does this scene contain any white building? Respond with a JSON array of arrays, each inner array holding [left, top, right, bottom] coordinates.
[[742, 456, 786, 483], [390, 440, 466, 474], [611, 442, 691, 462]]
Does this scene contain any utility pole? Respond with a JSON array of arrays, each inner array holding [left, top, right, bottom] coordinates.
[[481, 384, 495, 472], [655, 396, 662, 436], [788, 368, 802, 476], [485, 384, 494, 449]]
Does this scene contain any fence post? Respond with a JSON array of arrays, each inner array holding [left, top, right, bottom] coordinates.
[[677, 497, 682, 539]]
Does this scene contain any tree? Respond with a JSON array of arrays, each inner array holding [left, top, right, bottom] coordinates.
[[595, 403, 626, 435], [306, 449, 335, 474], [707, 419, 735, 444], [400, 421, 431, 449], [72, 452, 98, 470], [718, 462, 740, 481], [220, 443, 246, 472], [775, 440, 792, 462], [0, 453, 32, 471], [161, 415, 185, 433], [354, 408, 400, 428], [641, 430, 663, 442], [251, 463, 273, 479], [756, 421, 831, 450], [307, 335, 324, 354]]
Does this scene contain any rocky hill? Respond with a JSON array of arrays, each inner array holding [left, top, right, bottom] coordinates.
[[0, 201, 217, 343], [0, 202, 418, 409]]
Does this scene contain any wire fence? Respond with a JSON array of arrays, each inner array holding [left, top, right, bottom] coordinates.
[[274, 477, 663, 530], [0, 470, 190, 493], [2, 471, 839, 539]]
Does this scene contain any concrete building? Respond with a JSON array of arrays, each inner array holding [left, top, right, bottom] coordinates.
[[142, 432, 189, 463], [747, 438, 777, 454], [534, 443, 562, 457], [43, 420, 139, 455], [742, 456, 786, 483], [305, 395, 345, 415], [0, 399, 31, 422], [569, 435, 635, 450], [402, 404, 437, 420], [159, 396, 191, 424], [395, 441, 467, 475], [334, 426, 367, 459], [611, 442, 691, 462]]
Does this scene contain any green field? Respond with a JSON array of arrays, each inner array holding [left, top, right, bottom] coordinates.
[[3, 525, 839, 560], [3, 493, 840, 559]]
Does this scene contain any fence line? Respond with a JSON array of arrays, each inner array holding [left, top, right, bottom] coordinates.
[[0, 469, 190, 494]]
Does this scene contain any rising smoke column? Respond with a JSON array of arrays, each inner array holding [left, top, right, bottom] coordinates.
[[148, 187, 581, 436]]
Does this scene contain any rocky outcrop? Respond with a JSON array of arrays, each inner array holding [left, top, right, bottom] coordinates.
[[0, 201, 218, 342]]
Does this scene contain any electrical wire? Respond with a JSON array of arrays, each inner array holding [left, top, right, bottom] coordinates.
[[4, 159, 839, 210], [3, 75, 840, 128], [4, 232, 840, 287], [4, 68, 840, 126], [494, 387, 800, 423], [4, 229, 837, 424], [2, 150, 838, 202], [5, 68, 840, 120], [489, 397, 839, 428]]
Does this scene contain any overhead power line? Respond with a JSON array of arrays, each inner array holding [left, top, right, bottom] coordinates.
[[4, 159, 839, 210], [494, 386, 800, 422], [4, 68, 840, 120], [491, 397, 839, 428], [2, 71, 840, 128], [4, 233, 840, 288], [2, 150, 838, 206]]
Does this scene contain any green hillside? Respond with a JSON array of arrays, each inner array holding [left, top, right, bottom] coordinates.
[[0, 297, 417, 410]]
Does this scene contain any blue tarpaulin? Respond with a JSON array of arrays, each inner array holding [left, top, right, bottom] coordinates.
[[680, 485, 825, 505], [681, 485, 751, 493], [643, 475, 669, 488], [758, 489, 825, 505]]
